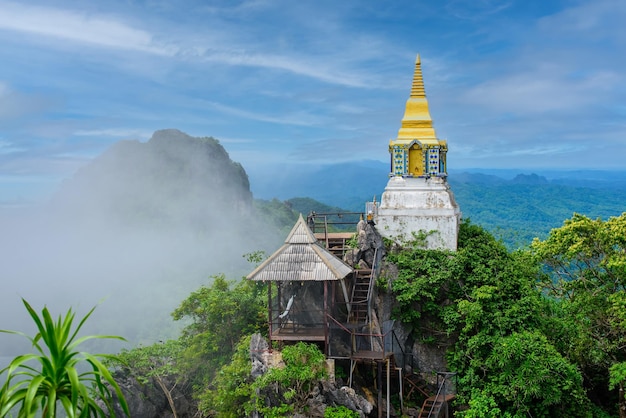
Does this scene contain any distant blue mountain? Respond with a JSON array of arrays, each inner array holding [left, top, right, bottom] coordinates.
[[451, 168, 626, 189], [248, 160, 390, 211], [250, 161, 626, 206], [249, 160, 626, 248]]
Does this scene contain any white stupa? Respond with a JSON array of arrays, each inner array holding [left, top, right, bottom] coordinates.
[[374, 55, 461, 250]]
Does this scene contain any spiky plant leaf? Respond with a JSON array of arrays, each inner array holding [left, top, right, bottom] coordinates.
[[0, 299, 130, 417]]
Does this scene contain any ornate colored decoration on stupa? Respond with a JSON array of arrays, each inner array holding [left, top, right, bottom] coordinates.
[[389, 55, 448, 178]]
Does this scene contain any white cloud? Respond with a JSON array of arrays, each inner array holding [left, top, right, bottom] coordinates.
[[0, 140, 25, 154], [199, 50, 379, 88], [0, 1, 176, 55], [460, 58, 622, 115], [506, 144, 584, 157], [74, 128, 152, 139], [201, 100, 328, 127], [537, 0, 626, 42], [445, 0, 513, 20], [444, 0, 625, 117], [0, 81, 52, 121], [0, 1, 384, 88]]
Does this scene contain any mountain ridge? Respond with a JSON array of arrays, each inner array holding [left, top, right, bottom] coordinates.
[[249, 160, 626, 247]]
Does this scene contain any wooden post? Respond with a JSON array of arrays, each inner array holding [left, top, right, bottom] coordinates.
[[324, 281, 329, 355], [267, 281, 273, 344], [386, 358, 391, 418], [377, 361, 383, 418]]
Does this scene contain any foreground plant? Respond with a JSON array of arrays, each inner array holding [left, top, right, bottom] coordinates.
[[0, 298, 129, 417]]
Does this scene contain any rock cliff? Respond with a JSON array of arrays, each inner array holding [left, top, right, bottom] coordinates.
[[52, 129, 253, 229]]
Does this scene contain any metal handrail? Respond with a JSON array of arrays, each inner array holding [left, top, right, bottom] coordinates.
[[427, 372, 457, 418], [306, 211, 364, 232], [366, 246, 379, 324], [326, 313, 406, 361], [427, 381, 446, 418]]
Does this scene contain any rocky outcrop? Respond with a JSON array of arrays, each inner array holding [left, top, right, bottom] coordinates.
[[250, 334, 373, 417], [106, 372, 194, 418], [356, 218, 385, 269], [344, 218, 385, 269], [306, 382, 374, 418], [250, 333, 270, 378]]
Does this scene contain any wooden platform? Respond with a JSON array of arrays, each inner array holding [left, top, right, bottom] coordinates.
[[351, 350, 394, 361], [314, 232, 354, 257], [426, 394, 455, 402], [271, 326, 326, 341]]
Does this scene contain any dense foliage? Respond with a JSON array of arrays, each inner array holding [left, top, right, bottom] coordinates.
[[387, 214, 626, 417], [532, 213, 626, 417], [197, 338, 327, 417], [197, 335, 255, 417], [388, 221, 589, 416]]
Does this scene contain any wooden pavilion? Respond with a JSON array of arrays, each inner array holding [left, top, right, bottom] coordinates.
[[247, 214, 353, 352]]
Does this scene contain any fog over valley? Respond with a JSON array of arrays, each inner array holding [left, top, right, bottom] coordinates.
[[0, 130, 280, 358]]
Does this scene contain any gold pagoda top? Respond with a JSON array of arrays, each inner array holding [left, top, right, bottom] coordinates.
[[396, 54, 438, 143], [388, 54, 448, 177]]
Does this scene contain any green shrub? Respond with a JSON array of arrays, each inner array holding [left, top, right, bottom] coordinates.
[[250, 342, 327, 415], [324, 405, 359, 418]]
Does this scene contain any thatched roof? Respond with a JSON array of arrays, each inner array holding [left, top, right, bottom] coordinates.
[[247, 214, 353, 282]]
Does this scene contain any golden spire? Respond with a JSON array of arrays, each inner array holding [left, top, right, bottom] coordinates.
[[410, 54, 426, 98], [396, 54, 436, 140]]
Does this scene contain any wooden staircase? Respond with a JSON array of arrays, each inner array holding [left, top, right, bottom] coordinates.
[[417, 372, 456, 418], [378, 362, 456, 418], [404, 373, 433, 399], [418, 394, 455, 418], [349, 268, 373, 324]]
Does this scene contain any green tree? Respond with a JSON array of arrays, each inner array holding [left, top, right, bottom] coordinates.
[[0, 299, 129, 417], [453, 224, 589, 416], [389, 221, 591, 416], [532, 212, 626, 417], [113, 340, 184, 418], [198, 335, 255, 417], [171, 274, 266, 395]]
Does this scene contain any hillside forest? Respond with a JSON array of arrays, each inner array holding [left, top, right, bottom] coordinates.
[[103, 213, 626, 418], [1, 131, 625, 417]]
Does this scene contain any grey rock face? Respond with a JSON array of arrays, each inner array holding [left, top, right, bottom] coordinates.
[[106, 372, 193, 418], [344, 220, 385, 269], [250, 332, 269, 378], [357, 219, 385, 268]]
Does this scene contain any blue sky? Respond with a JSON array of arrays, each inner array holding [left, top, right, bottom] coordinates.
[[1, 0, 625, 203]]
